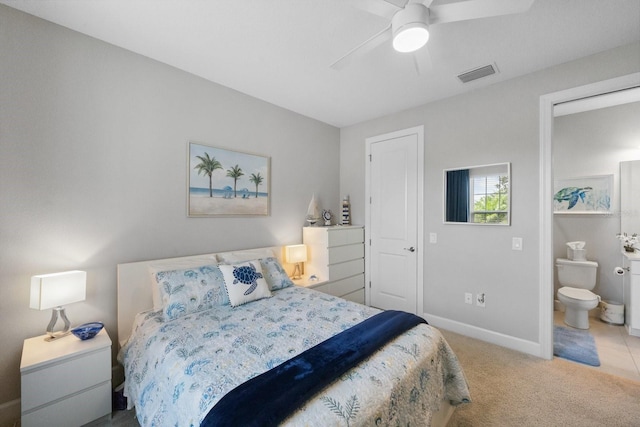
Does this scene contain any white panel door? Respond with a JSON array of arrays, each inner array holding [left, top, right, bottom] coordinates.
[[367, 128, 421, 313]]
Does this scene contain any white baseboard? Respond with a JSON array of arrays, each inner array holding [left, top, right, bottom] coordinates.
[[0, 398, 20, 427], [425, 313, 543, 358]]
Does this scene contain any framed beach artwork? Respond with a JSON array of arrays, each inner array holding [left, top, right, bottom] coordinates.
[[188, 142, 270, 217], [553, 174, 613, 214]]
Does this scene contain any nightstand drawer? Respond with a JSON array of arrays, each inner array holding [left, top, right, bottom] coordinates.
[[21, 380, 111, 427], [21, 347, 110, 411]]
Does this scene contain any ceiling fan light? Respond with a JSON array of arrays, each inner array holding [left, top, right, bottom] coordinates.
[[393, 25, 429, 53], [391, 3, 430, 53]]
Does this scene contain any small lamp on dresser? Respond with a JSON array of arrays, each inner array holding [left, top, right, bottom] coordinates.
[[30, 270, 86, 341], [285, 244, 307, 280]]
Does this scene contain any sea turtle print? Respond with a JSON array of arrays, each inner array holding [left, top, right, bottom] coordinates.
[[554, 186, 592, 210], [232, 263, 264, 295]]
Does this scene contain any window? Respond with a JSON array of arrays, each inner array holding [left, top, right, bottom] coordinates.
[[470, 168, 509, 224]]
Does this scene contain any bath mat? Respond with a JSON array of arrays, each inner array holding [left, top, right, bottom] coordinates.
[[553, 325, 600, 367]]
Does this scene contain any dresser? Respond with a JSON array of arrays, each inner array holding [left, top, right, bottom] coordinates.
[[302, 225, 365, 303], [20, 329, 112, 427], [623, 252, 640, 337]]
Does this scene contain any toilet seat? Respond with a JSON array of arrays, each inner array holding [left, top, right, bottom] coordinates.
[[558, 287, 598, 302]]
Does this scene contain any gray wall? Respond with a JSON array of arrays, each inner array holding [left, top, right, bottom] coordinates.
[[553, 102, 640, 303], [340, 43, 640, 345], [0, 5, 340, 422]]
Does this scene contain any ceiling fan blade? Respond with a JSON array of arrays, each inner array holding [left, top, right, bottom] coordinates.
[[428, 0, 534, 25], [351, 0, 403, 18], [330, 24, 392, 70]]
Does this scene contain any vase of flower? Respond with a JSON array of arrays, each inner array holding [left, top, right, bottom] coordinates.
[[617, 232, 638, 253]]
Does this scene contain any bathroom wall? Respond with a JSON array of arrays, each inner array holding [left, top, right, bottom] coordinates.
[[553, 101, 640, 303]]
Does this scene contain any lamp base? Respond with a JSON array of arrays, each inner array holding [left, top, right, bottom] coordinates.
[[44, 307, 71, 341], [291, 263, 302, 280]]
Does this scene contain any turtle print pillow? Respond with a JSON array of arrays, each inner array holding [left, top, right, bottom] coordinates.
[[219, 261, 272, 307]]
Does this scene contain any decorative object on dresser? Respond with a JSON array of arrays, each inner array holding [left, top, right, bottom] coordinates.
[[322, 209, 333, 226], [29, 270, 86, 341], [285, 244, 307, 280], [341, 195, 351, 225], [20, 329, 112, 427], [71, 321, 104, 340], [305, 193, 320, 225], [303, 225, 364, 303]]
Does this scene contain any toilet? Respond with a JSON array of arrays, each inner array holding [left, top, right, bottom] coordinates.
[[556, 258, 600, 329]]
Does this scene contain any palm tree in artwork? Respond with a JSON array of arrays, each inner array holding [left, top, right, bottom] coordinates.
[[194, 152, 222, 197], [226, 164, 244, 198], [249, 173, 264, 198]]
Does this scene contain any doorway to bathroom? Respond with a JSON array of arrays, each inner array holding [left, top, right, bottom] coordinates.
[[540, 73, 640, 359]]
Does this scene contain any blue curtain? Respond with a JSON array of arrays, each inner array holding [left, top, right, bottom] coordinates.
[[446, 169, 469, 222]]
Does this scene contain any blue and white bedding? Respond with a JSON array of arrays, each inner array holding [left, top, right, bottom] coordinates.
[[119, 285, 470, 426]]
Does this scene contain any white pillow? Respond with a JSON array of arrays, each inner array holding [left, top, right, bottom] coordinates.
[[217, 248, 275, 264], [148, 255, 218, 310], [219, 261, 272, 307]]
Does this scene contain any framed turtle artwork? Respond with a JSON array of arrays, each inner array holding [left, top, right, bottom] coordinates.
[[553, 174, 613, 214]]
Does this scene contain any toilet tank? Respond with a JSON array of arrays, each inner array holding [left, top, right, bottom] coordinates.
[[556, 258, 598, 289]]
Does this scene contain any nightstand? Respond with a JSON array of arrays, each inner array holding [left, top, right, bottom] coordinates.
[[20, 329, 112, 427]]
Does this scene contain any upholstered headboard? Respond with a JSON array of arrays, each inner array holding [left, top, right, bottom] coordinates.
[[116, 246, 286, 347]]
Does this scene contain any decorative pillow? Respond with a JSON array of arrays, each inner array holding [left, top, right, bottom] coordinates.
[[219, 261, 272, 307], [154, 264, 227, 321], [148, 255, 218, 311], [260, 257, 295, 291], [217, 248, 275, 264]]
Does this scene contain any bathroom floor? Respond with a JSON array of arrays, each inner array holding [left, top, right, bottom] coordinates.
[[554, 310, 640, 381]]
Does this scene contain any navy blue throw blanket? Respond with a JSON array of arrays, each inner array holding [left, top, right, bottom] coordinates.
[[201, 310, 426, 427]]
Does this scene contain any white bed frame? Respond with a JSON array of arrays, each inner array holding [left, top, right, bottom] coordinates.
[[117, 246, 285, 348], [116, 246, 455, 426]]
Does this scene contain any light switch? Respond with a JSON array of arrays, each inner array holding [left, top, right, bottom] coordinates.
[[512, 237, 523, 251], [430, 233, 437, 244]]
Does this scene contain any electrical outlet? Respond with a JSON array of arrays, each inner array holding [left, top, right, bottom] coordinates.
[[465, 293, 473, 305], [476, 293, 486, 307]]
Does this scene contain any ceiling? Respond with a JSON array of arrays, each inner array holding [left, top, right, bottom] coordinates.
[[2, 0, 639, 128]]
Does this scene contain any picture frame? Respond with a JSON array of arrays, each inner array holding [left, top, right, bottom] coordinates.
[[188, 141, 270, 217], [553, 174, 612, 214]]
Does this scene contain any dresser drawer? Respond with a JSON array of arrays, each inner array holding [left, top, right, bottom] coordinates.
[[328, 244, 364, 264], [21, 380, 111, 427], [21, 347, 111, 411], [331, 274, 364, 296], [327, 227, 364, 247], [342, 289, 365, 304], [328, 259, 364, 282]]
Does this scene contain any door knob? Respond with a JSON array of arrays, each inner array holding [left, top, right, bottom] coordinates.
[[404, 247, 416, 252]]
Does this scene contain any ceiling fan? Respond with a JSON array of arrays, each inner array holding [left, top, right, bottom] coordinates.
[[331, 0, 535, 71]]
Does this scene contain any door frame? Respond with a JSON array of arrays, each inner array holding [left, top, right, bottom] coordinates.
[[365, 126, 425, 314], [539, 72, 640, 359]]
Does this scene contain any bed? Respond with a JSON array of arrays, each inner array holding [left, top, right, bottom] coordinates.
[[117, 246, 470, 426]]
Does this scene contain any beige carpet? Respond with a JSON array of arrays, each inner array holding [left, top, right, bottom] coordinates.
[[441, 329, 640, 427]]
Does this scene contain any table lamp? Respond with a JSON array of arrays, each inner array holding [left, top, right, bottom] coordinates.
[[285, 244, 307, 280], [30, 270, 86, 341]]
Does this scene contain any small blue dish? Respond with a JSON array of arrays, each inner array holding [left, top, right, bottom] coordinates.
[[71, 322, 104, 340]]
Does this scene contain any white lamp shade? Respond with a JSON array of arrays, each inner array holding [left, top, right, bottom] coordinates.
[[30, 270, 87, 310], [285, 245, 308, 264]]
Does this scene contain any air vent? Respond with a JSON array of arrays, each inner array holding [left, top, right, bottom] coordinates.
[[457, 64, 497, 84]]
